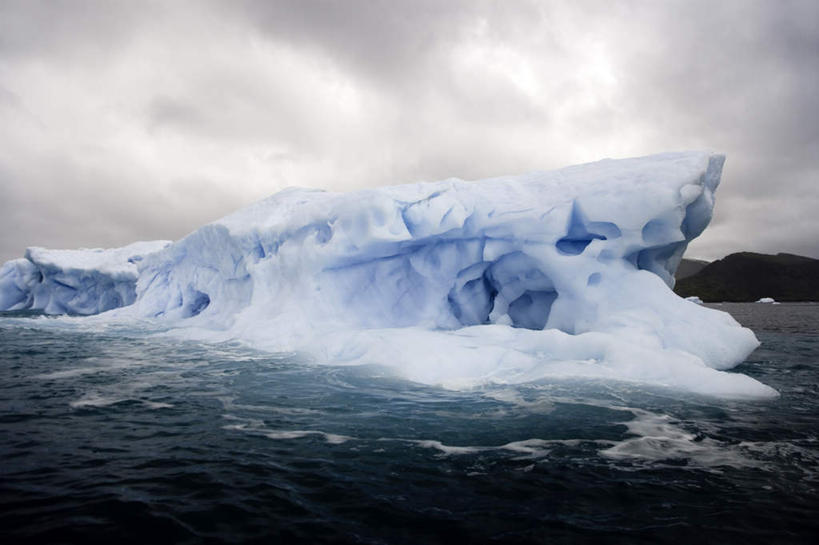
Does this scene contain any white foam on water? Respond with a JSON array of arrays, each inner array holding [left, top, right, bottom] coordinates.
[[262, 430, 352, 445], [142, 401, 174, 410], [480, 388, 558, 414], [401, 436, 592, 459], [411, 440, 485, 456], [69, 392, 129, 408], [600, 408, 762, 470], [221, 415, 352, 445], [34, 367, 104, 380]]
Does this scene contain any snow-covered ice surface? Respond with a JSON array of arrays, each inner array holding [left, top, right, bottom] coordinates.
[[0, 152, 775, 398]]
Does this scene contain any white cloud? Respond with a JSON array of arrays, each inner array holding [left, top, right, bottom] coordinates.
[[0, 0, 817, 262]]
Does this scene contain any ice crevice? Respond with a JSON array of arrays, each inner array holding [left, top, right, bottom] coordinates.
[[0, 151, 776, 398]]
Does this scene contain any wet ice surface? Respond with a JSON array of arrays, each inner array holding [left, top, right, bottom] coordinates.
[[1, 304, 818, 544]]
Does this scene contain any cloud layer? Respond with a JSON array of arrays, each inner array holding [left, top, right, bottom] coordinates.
[[1, 0, 817, 262]]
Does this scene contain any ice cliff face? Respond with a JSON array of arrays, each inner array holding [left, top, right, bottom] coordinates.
[[0, 152, 775, 398], [0, 241, 170, 315], [134, 152, 720, 325]]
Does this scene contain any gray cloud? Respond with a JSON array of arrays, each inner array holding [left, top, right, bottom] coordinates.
[[0, 0, 817, 263]]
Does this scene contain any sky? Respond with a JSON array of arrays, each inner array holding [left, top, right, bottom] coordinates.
[[1, 0, 817, 263]]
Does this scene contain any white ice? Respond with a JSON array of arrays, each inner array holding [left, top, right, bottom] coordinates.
[[0, 152, 776, 398], [0, 240, 170, 314]]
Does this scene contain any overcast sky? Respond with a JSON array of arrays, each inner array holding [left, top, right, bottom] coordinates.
[[1, 0, 817, 263]]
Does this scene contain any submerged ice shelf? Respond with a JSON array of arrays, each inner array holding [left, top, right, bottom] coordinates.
[[0, 152, 776, 398]]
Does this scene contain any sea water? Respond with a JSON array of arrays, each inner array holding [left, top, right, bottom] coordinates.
[[1, 303, 817, 544]]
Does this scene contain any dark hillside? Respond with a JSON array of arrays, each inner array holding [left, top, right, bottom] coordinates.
[[675, 258, 709, 280], [674, 252, 819, 302]]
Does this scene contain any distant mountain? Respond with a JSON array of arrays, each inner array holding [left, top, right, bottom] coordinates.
[[675, 258, 710, 280], [674, 252, 819, 302]]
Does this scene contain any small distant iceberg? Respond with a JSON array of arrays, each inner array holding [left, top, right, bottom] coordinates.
[[685, 296, 704, 305], [756, 297, 776, 304], [0, 152, 777, 398]]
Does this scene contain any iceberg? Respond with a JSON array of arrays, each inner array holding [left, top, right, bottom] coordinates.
[[0, 241, 170, 315], [0, 152, 776, 398]]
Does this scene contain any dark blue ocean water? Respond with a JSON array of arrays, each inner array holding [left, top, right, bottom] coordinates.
[[1, 303, 818, 544]]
